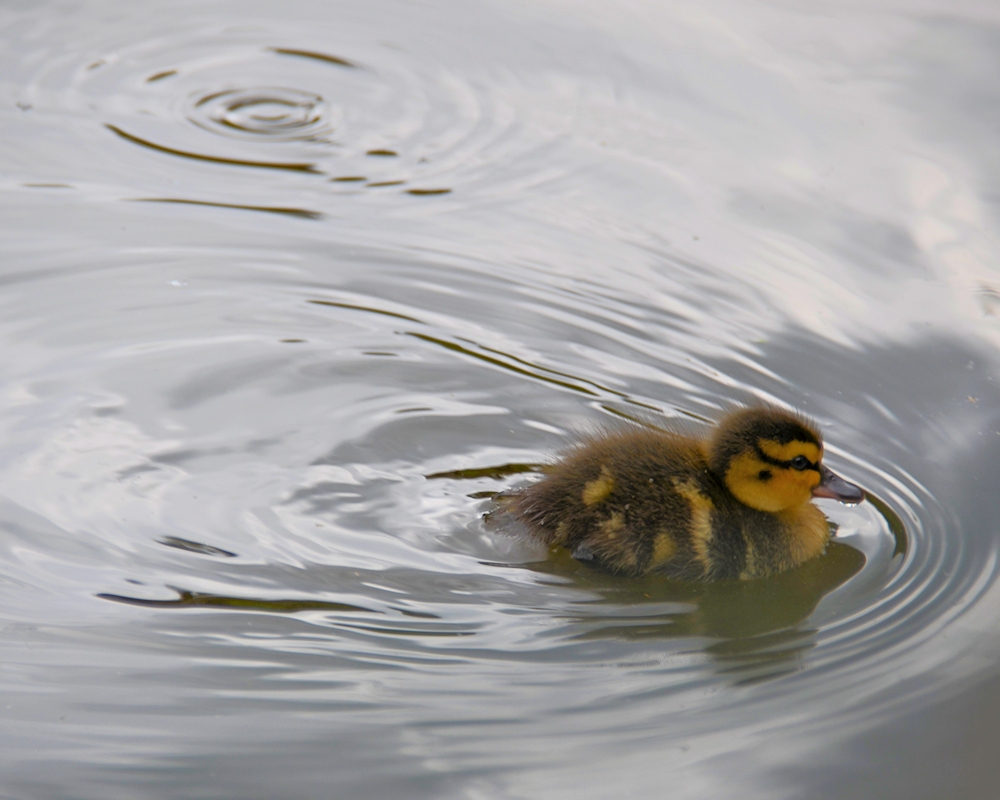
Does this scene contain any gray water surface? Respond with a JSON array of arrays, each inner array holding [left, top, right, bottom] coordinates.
[[2, 1, 1000, 798]]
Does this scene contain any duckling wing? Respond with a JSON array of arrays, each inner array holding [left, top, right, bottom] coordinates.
[[511, 428, 713, 577]]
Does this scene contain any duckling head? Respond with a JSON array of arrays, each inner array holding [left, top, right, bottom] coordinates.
[[709, 407, 864, 513]]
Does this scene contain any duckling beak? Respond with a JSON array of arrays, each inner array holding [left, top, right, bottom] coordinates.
[[812, 464, 865, 504]]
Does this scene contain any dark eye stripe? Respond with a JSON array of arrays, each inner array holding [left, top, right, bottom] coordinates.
[[753, 445, 818, 471], [753, 445, 785, 468]]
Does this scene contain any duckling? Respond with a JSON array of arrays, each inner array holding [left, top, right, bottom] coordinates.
[[507, 407, 864, 581]]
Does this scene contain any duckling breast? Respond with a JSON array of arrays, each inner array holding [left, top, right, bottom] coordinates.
[[778, 502, 831, 567]]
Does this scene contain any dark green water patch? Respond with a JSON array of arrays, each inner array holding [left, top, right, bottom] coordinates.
[[97, 588, 376, 614], [105, 124, 320, 172], [269, 47, 357, 68]]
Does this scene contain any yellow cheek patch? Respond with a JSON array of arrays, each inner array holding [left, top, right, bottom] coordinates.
[[725, 452, 816, 512], [582, 465, 615, 506], [758, 438, 821, 464], [770, 466, 821, 498]]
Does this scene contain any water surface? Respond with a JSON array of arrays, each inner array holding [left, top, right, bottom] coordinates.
[[1, 1, 1000, 798]]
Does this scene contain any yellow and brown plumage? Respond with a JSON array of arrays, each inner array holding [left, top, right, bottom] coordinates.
[[507, 407, 864, 581]]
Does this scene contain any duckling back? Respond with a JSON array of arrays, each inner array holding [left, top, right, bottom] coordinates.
[[509, 428, 722, 578]]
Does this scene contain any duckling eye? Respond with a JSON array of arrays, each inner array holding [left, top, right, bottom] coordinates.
[[790, 455, 811, 470]]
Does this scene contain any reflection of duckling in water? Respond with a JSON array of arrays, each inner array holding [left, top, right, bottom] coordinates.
[[506, 407, 864, 580]]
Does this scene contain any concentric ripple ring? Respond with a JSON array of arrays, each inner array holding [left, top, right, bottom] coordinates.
[[188, 87, 331, 142]]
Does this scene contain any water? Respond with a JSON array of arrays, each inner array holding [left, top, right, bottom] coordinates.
[[1, 1, 999, 797]]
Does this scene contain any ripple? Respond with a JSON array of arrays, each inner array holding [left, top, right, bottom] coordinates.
[[0, 233, 997, 793], [188, 87, 332, 142], [5, 1, 1000, 795], [14, 22, 582, 205]]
